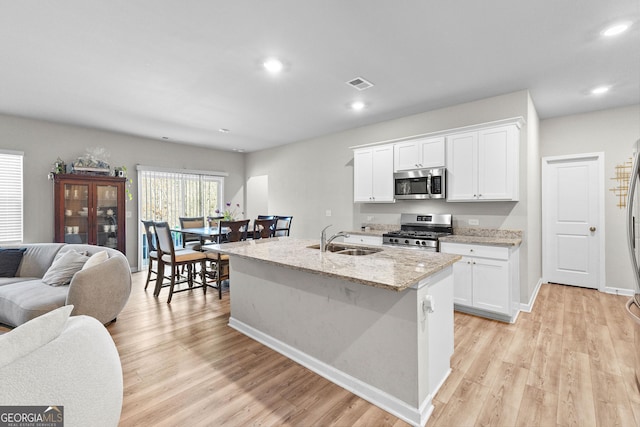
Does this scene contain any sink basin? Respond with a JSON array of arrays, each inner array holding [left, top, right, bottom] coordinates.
[[334, 248, 381, 256], [307, 244, 382, 256]]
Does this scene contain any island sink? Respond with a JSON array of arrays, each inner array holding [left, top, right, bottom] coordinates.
[[306, 243, 382, 256]]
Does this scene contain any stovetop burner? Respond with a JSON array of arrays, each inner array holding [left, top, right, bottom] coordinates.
[[382, 213, 453, 251]]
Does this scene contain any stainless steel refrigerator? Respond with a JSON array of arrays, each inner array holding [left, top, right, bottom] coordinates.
[[626, 139, 640, 392]]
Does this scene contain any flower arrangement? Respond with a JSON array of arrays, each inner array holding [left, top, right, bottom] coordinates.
[[216, 202, 243, 221]]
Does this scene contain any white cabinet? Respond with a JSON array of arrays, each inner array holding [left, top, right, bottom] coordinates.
[[440, 242, 520, 322], [446, 124, 519, 202], [394, 136, 445, 171], [353, 145, 395, 203]]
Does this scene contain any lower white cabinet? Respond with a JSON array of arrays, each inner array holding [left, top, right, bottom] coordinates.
[[440, 242, 520, 322]]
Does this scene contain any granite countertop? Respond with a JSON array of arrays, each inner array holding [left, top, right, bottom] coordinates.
[[439, 235, 521, 247], [440, 227, 522, 247], [204, 237, 460, 292]]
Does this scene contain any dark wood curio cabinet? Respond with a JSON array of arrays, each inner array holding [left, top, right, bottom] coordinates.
[[54, 174, 126, 254]]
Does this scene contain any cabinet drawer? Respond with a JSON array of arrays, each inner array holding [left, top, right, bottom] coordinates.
[[440, 242, 508, 260], [344, 235, 383, 246]]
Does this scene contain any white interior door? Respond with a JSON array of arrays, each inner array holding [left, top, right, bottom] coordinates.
[[542, 153, 604, 289]]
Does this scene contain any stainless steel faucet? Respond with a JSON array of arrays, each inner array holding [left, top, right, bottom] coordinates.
[[321, 225, 350, 252]]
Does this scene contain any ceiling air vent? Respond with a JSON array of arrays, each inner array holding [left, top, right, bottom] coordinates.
[[346, 77, 374, 91]]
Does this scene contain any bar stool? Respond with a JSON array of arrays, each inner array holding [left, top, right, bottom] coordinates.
[[154, 221, 208, 303]]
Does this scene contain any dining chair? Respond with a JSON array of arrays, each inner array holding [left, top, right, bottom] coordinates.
[[206, 219, 250, 299], [141, 220, 160, 291], [179, 216, 206, 249], [207, 215, 224, 232], [274, 216, 293, 236], [257, 215, 276, 220], [253, 218, 277, 239], [154, 221, 208, 303]]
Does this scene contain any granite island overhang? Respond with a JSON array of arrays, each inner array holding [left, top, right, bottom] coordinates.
[[204, 237, 461, 427]]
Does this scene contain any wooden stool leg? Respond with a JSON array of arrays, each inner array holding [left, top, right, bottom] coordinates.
[[217, 259, 222, 299], [144, 258, 154, 290], [167, 264, 177, 303], [201, 259, 207, 295], [154, 261, 164, 297]]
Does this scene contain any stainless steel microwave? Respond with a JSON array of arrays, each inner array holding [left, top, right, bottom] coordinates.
[[394, 168, 446, 200]]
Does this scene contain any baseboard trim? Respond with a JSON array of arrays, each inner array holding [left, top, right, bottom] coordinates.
[[520, 278, 543, 313], [602, 286, 635, 297], [228, 316, 432, 427]]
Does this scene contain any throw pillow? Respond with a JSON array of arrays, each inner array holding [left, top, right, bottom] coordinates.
[[0, 305, 73, 369], [82, 250, 109, 270], [42, 250, 90, 286], [0, 248, 27, 277]]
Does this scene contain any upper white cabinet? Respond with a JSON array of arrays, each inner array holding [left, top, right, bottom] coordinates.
[[353, 145, 395, 203], [446, 124, 520, 202], [394, 136, 445, 171]]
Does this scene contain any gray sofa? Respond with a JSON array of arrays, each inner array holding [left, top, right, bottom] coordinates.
[[0, 243, 131, 328]]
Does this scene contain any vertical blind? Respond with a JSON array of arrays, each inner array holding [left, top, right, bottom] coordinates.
[[0, 150, 23, 242], [138, 169, 224, 228]]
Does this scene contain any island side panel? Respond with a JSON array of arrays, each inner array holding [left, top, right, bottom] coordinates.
[[228, 257, 422, 407]]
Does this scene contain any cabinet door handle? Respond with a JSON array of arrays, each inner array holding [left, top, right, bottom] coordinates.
[[590, 226, 596, 232]]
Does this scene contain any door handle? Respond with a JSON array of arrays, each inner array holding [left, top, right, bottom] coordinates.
[[590, 226, 596, 232]]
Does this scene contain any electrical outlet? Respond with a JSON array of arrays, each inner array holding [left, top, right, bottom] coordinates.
[[325, 210, 332, 217], [367, 216, 374, 221], [126, 211, 132, 218], [468, 219, 479, 225]]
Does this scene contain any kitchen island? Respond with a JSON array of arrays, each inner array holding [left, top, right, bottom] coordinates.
[[205, 237, 460, 427]]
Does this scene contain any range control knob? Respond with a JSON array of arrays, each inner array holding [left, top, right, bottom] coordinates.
[[404, 240, 409, 244], [415, 241, 420, 245]]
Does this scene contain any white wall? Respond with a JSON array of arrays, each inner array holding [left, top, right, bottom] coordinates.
[[539, 104, 640, 291], [245, 90, 541, 304], [0, 113, 245, 268]]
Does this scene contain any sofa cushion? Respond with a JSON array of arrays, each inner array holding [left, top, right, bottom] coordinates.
[[0, 305, 73, 369], [0, 280, 68, 327], [0, 277, 34, 287], [42, 250, 89, 286], [13, 243, 65, 278], [0, 248, 27, 277], [82, 250, 109, 270]]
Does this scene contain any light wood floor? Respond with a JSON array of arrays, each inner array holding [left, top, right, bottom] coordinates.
[[107, 273, 639, 426]]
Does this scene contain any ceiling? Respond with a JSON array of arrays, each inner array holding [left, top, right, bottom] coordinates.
[[1, 1, 638, 152]]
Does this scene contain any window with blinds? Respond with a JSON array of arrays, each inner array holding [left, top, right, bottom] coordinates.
[[0, 150, 23, 242]]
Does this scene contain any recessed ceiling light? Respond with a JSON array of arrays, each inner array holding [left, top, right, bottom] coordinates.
[[263, 58, 284, 73], [350, 101, 366, 111], [232, 148, 245, 153], [602, 22, 631, 37], [591, 86, 610, 95], [218, 128, 230, 133]]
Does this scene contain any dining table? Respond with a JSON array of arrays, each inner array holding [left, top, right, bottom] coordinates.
[[171, 226, 228, 247]]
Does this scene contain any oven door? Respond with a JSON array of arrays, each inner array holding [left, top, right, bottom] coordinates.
[[394, 168, 446, 200]]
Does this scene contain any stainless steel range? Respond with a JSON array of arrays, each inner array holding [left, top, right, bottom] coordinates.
[[383, 213, 453, 251]]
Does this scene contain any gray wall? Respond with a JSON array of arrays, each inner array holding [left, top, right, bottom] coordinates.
[[0, 113, 245, 268], [245, 90, 542, 304], [540, 104, 640, 291]]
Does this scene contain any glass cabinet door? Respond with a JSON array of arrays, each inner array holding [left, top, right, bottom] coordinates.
[[97, 184, 119, 249], [63, 183, 89, 244]]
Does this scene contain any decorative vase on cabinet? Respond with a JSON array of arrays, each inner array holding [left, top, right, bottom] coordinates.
[[54, 174, 126, 254]]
